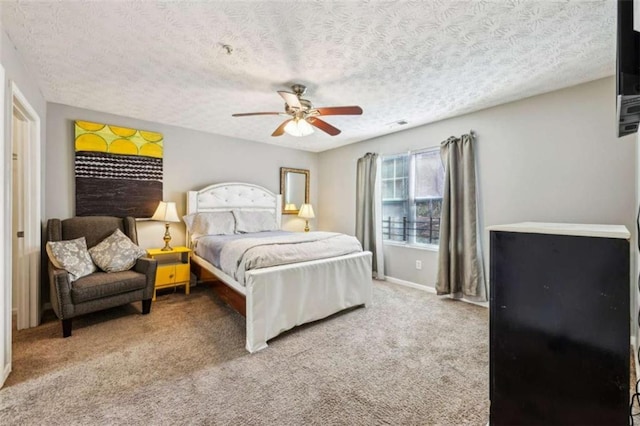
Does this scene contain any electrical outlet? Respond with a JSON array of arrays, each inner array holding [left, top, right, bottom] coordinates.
[[415, 260, 422, 270]]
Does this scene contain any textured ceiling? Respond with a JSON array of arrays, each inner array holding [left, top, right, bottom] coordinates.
[[1, 1, 615, 152]]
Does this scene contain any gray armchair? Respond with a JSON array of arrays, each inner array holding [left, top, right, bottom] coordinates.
[[46, 216, 157, 337]]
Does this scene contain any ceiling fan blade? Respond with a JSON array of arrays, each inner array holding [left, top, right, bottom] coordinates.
[[278, 91, 302, 109], [314, 106, 363, 116], [308, 117, 341, 136], [272, 119, 292, 137], [232, 112, 281, 117]]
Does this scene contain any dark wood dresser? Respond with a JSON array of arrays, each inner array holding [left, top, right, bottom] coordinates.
[[489, 222, 630, 425]]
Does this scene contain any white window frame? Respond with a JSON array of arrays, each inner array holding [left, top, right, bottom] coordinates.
[[381, 146, 443, 250], [381, 154, 407, 202]]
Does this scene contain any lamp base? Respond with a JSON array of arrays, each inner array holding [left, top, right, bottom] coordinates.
[[304, 220, 310, 232], [161, 223, 173, 251]]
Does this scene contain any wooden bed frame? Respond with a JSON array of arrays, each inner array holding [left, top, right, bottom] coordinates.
[[191, 260, 246, 316], [186, 182, 373, 353]]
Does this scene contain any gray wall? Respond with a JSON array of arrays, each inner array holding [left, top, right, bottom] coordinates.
[[2, 29, 47, 214], [1, 28, 48, 310], [45, 103, 319, 249], [318, 77, 637, 291]]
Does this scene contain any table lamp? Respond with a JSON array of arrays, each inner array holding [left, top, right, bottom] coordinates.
[[285, 203, 297, 211], [298, 203, 315, 232], [151, 201, 180, 251]]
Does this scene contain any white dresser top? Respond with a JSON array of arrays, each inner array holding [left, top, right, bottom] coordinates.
[[487, 222, 630, 240]]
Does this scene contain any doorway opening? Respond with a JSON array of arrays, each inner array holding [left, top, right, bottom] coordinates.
[[10, 82, 41, 331]]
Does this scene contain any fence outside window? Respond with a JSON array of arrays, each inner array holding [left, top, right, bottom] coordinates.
[[382, 197, 442, 245]]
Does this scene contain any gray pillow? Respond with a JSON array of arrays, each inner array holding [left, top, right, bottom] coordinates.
[[233, 210, 278, 233], [88, 229, 146, 272], [184, 211, 235, 236], [46, 237, 97, 282]]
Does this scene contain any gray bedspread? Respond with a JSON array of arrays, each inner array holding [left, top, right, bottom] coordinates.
[[194, 231, 292, 269], [218, 231, 363, 285]]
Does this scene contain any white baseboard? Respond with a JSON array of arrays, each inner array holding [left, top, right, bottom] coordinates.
[[384, 276, 437, 294], [384, 276, 489, 308], [2, 362, 11, 387]]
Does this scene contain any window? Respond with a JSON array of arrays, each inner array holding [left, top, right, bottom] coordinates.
[[381, 148, 445, 246]]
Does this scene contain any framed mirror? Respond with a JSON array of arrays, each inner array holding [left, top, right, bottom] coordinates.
[[280, 167, 309, 214]]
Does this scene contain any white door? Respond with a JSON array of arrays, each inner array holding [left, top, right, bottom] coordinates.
[[12, 110, 28, 330], [10, 82, 42, 333], [0, 64, 11, 388]]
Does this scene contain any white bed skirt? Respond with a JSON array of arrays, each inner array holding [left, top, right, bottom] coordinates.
[[192, 251, 373, 352]]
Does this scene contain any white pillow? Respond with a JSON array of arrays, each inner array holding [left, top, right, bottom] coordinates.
[[184, 211, 235, 236], [233, 210, 278, 233], [88, 229, 147, 272], [46, 237, 97, 282]]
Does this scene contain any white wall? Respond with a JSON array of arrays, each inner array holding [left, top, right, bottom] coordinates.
[[318, 77, 637, 292], [45, 103, 319, 250]]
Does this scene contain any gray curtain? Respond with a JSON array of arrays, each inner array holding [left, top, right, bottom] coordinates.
[[356, 153, 384, 279], [436, 134, 486, 300]]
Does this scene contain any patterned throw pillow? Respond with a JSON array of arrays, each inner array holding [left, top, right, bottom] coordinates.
[[46, 237, 97, 282], [88, 229, 146, 273]]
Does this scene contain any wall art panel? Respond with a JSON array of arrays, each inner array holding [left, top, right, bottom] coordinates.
[[74, 120, 163, 217]]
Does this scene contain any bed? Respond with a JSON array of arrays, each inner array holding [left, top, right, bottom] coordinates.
[[186, 182, 373, 353]]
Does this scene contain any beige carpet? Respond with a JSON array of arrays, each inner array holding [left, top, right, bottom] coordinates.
[[1, 281, 489, 425]]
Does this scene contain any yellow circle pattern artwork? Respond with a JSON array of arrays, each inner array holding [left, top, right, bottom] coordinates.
[[109, 139, 139, 155], [108, 125, 137, 138], [139, 143, 162, 158], [75, 133, 108, 152], [74, 120, 163, 159], [76, 121, 106, 132], [139, 130, 163, 142]]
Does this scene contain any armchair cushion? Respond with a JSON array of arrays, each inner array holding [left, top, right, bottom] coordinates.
[[88, 229, 146, 272], [71, 270, 147, 304], [45, 237, 97, 282]]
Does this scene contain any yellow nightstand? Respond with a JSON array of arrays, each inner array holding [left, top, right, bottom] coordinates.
[[146, 246, 191, 301]]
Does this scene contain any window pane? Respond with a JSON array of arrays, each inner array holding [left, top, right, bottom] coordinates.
[[396, 156, 407, 177], [394, 179, 405, 199], [382, 201, 408, 242], [415, 199, 442, 245], [414, 150, 444, 199], [382, 159, 394, 179], [413, 148, 444, 245], [382, 181, 394, 199], [380, 153, 410, 242]]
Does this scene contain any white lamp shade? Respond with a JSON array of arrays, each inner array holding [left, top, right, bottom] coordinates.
[[285, 203, 298, 210], [284, 118, 314, 137], [298, 203, 315, 219], [151, 201, 180, 222]]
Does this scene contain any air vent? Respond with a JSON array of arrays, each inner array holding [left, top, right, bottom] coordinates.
[[386, 119, 409, 128]]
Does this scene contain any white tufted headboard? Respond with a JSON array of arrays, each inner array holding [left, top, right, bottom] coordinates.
[[186, 182, 282, 242]]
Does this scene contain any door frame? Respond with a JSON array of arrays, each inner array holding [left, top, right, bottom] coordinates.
[[0, 64, 9, 387], [10, 82, 41, 330]]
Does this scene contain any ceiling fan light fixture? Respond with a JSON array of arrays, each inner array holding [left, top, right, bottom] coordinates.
[[284, 118, 314, 137]]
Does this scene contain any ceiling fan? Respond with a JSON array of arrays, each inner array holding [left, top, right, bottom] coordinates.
[[232, 84, 363, 137]]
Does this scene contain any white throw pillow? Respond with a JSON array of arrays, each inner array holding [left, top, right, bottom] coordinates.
[[46, 237, 97, 282], [184, 211, 235, 236], [88, 229, 147, 272], [233, 210, 279, 233]]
